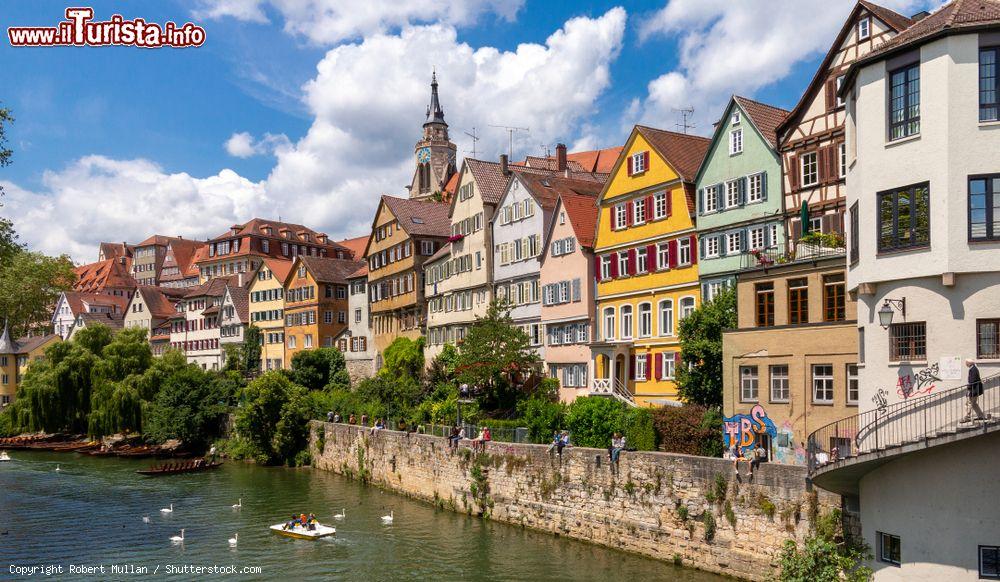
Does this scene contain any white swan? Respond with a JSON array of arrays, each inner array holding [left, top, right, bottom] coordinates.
[[228, 533, 238, 547], [55, 465, 60, 472], [334, 509, 346, 520], [232, 498, 242, 509], [160, 503, 174, 514], [170, 529, 185, 543], [381, 510, 394, 524], [142, 516, 150, 523]]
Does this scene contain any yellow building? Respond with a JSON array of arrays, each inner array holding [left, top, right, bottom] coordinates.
[[282, 255, 360, 366], [0, 323, 60, 406], [590, 126, 710, 407], [248, 258, 292, 370]]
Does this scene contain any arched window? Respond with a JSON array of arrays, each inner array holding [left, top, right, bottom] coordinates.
[[638, 303, 652, 337], [659, 299, 674, 336], [603, 307, 616, 341], [620, 305, 633, 339], [680, 296, 696, 321]]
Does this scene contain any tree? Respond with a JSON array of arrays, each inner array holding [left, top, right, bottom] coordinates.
[[0, 107, 21, 264], [380, 336, 425, 381], [778, 510, 872, 582], [144, 361, 228, 450], [290, 347, 348, 391], [0, 251, 75, 338], [563, 397, 625, 448], [676, 287, 737, 408], [234, 371, 310, 465], [456, 299, 540, 410], [242, 325, 262, 374]]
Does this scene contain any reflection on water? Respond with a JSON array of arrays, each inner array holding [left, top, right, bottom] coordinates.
[[0, 451, 726, 581]]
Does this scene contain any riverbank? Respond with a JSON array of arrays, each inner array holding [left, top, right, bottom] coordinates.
[[310, 421, 840, 581]]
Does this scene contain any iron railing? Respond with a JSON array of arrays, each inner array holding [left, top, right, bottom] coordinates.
[[739, 244, 846, 271], [807, 372, 1000, 475], [326, 419, 542, 444]]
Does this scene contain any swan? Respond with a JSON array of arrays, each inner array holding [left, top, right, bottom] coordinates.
[[55, 465, 60, 472], [170, 529, 185, 543], [334, 508, 346, 520], [142, 516, 150, 523], [381, 510, 394, 524], [160, 503, 174, 514], [228, 533, 238, 547], [232, 498, 242, 509]]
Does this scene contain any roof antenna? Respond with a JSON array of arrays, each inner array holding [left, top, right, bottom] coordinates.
[[464, 127, 480, 158], [673, 107, 696, 134], [489, 124, 530, 160]]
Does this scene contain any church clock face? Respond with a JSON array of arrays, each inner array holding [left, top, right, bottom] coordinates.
[[417, 147, 431, 163]]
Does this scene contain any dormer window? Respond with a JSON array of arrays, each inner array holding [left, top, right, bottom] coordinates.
[[858, 17, 870, 40], [731, 111, 741, 125], [231, 227, 240, 236]]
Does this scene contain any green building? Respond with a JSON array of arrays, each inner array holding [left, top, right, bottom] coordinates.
[[694, 96, 789, 300]]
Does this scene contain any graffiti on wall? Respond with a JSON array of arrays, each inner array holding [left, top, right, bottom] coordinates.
[[723, 404, 777, 455], [872, 388, 889, 415], [771, 420, 807, 466], [895, 363, 940, 399]]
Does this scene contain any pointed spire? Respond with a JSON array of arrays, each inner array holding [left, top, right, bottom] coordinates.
[[426, 69, 446, 125], [0, 319, 14, 354]]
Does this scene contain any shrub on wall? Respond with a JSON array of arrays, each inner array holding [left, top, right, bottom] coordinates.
[[516, 394, 566, 443], [621, 407, 657, 451], [564, 397, 625, 448], [652, 404, 722, 457]]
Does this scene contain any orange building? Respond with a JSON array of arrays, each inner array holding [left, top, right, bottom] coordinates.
[[282, 255, 363, 363]]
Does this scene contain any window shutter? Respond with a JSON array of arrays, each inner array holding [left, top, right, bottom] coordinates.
[[654, 353, 662, 380], [740, 230, 747, 252], [827, 145, 839, 183], [821, 214, 833, 234], [761, 173, 768, 201], [610, 253, 619, 278], [594, 255, 602, 280], [626, 201, 634, 227], [739, 177, 747, 206], [788, 155, 800, 191], [572, 279, 581, 302], [666, 190, 673, 217], [629, 355, 636, 381], [669, 240, 678, 268], [642, 151, 650, 172], [628, 248, 637, 275], [690, 235, 698, 264], [646, 195, 654, 219], [646, 244, 657, 272], [792, 219, 802, 242], [764, 225, 771, 248], [697, 188, 703, 215], [817, 147, 828, 184], [608, 208, 615, 231], [627, 156, 634, 176]]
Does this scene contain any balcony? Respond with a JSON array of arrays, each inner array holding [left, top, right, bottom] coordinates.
[[807, 373, 1000, 495], [591, 377, 636, 407], [740, 239, 846, 272]]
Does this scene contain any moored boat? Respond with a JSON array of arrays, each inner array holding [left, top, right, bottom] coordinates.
[[136, 459, 222, 476], [0, 451, 10, 462], [269, 522, 336, 540]]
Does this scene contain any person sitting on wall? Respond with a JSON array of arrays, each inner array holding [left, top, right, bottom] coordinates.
[[348, 414, 356, 425], [608, 433, 626, 473], [333, 412, 342, 423], [749, 444, 766, 480], [360, 414, 369, 427], [327, 410, 334, 423], [448, 425, 462, 449]]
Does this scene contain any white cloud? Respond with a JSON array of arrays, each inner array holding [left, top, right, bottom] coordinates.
[[3, 9, 626, 263], [224, 131, 292, 158], [634, 0, 943, 133], [1, 156, 268, 263], [195, 0, 525, 44]]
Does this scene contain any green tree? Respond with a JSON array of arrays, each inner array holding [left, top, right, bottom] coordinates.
[[515, 392, 565, 443], [380, 336, 425, 381], [242, 325, 262, 374], [778, 510, 872, 582], [0, 106, 20, 264], [144, 361, 228, 450], [426, 343, 459, 388], [564, 397, 624, 448], [676, 287, 736, 408], [234, 371, 310, 465], [455, 299, 540, 410], [290, 347, 348, 391], [0, 251, 75, 338]]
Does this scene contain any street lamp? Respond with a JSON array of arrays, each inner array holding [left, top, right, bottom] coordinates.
[[878, 298, 906, 329]]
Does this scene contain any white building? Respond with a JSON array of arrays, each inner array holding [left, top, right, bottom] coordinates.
[[51, 292, 128, 339], [824, 3, 1000, 580], [219, 284, 249, 365], [169, 276, 239, 370], [343, 265, 376, 380]]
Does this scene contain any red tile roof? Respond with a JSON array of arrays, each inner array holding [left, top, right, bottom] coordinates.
[[336, 235, 369, 260], [865, 0, 1000, 59], [225, 285, 250, 321], [380, 196, 452, 237], [733, 96, 790, 149], [518, 146, 624, 174], [159, 239, 206, 282], [262, 257, 293, 282], [98, 242, 132, 261], [74, 257, 137, 294], [519, 156, 588, 173], [514, 171, 603, 213], [559, 192, 600, 249], [196, 218, 350, 267], [464, 158, 512, 206], [136, 286, 183, 319], [861, 0, 919, 32], [135, 235, 188, 248], [346, 264, 368, 279], [61, 291, 129, 316], [635, 126, 711, 183], [298, 255, 365, 284], [442, 172, 460, 201]]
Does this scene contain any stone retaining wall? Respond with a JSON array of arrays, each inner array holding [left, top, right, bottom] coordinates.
[[310, 422, 840, 581]]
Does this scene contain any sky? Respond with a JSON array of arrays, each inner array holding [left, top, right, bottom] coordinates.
[[0, 0, 943, 263]]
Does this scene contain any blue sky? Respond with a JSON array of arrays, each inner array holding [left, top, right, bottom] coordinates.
[[0, 0, 938, 261]]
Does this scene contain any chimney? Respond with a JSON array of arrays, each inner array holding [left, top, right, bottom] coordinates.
[[555, 143, 567, 172], [500, 154, 509, 176], [238, 273, 243, 287]]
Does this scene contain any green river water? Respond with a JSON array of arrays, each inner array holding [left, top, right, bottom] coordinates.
[[0, 451, 727, 581]]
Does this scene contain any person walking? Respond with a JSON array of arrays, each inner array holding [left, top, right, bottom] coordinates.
[[963, 358, 988, 422]]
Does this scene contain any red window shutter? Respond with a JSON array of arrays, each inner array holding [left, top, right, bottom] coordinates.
[[788, 154, 800, 191], [674, 351, 682, 368], [646, 195, 654, 219], [627, 156, 634, 176], [646, 244, 657, 272], [827, 144, 839, 183], [666, 190, 673, 216], [594, 255, 602, 280], [628, 248, 636, 275], [643, 151, 650, 172], [825, 78, 836, 112], [629, 355, 636, 380], [690, 235, 698, 265], [817, 147, 828, 184], [626, 201, 633, 227], [654, 353, 662, 380], [669, 240, 678, 268], [610, 253, 619, 278]]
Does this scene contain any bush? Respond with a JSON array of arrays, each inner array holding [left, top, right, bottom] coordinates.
[[290, 348, 349, 391], [653, 404, 722, 456], [515, 395, 565, 443], [234, 372, 311, 465], [564, 397, 625, 448], [702, 511, 716, 541], [621, 407, 657, 451]]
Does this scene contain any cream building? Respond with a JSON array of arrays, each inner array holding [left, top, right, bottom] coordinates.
[[248, 259, 291, 371]]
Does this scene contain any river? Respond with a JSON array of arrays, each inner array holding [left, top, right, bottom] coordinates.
[[0, 451, 727, 581]]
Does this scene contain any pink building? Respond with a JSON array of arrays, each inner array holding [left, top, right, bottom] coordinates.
[[540, 190, 600, 402]]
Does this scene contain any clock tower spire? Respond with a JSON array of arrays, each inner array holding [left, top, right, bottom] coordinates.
[[410, 70, 457, 201]]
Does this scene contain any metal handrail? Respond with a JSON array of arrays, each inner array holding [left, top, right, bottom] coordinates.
[[806, 372, 999, 475]]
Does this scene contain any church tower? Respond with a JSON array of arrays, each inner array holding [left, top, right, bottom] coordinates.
[[409, 71, 457, 201]]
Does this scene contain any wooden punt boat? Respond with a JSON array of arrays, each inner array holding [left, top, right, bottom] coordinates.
[[136, 460, 222, 476], [269, 522, 336, 540]]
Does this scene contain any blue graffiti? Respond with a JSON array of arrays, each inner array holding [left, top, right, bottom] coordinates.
[[723, 404, 777, 454]]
